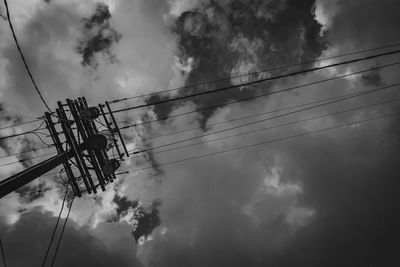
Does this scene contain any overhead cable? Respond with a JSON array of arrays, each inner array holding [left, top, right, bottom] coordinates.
[[50, 196, 74, 267], [112, 49, 400, 114], [0, 119, 43, 132], [3, 0, 52, 112], [120, 111, 400, 174], [109, 42, 400, 104], [0, 121, 47, 142], [119, 60, 400, 130], [131, 96, 400, 158], [0, 235, 6, 267], [41, 187, 69, 267], [136, 81, 400, 141], [0, 152, 56, 169], [129, 81, 400, 155]]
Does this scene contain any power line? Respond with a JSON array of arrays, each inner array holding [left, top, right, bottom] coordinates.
[[0, 235, 6, 267], [129, 81, 400, 155], [0, 142, 66, 161], [120, 111, 400, 174], [0, 119, 43, 132], [109, 42, 400, 104], [3, 85, 394, 177], [0, 146, 52, 159], [41, 187, 68, 267], [0, 43, 397, 161], [0, 129, 49, 142], [0, 129, 46, 140], [0, 169, 61, 184], [0, 42, 394, 140], [138, 83, 398, 141], [50, 196, 74, 267], [119, 60, 400, 130], [0, 152, 56, 169], [112, 49, 400, 114], [0, 121, 47, 142], [9, 57, 394, 158], [2, 0, 52, 112], [0, 167, 77, 199], [132, 97, 400, 158]]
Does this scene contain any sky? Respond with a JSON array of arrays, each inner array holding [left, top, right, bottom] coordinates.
[[1, 0, 400, 266]]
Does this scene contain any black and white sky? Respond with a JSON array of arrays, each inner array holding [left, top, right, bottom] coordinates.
[[1, 0, 400, 266]]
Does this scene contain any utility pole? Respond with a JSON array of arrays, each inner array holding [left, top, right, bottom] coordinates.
[[0, 97, 129, 199]]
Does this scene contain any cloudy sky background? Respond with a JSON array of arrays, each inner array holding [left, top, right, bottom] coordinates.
[[1, 0, 400, 266]]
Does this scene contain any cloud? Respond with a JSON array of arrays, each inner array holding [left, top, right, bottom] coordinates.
[[0, 0, 186, 116], [316, 0, 400, 49], [147, 0, 327, 126], [134, 116, 316, 265], [0, 209, 141, 267], [76, 2, 121, 68], [259, 114, 400, 266], [108, 194, 162, 242], [0, 0, 183, 257], [361, 68, 383, 87], [127, 1, 400, 264], [1, 0, 400, 266], [133, 81, 400, 265]]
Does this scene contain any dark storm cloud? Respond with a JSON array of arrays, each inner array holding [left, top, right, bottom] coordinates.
[[260, 114, 400, 266], [148, 0, 326, 126], [1, 1, 399, 266], [0, 210, 141, 267], [109, 194, 162, 242], [111, 193, 140, 219], [132, 199, 161, 241], [76, 3, 121, 68], [361, 69, 382, 87], [139, 107, 400, 267], [321, 0, 400, 48]]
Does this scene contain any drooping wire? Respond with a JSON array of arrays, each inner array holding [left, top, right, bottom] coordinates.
[[41, 186, 69, 267], [58, 168, 68, 185], [111, 49, 400, 114], [30, 132, 52, 146], [50, 196, 75, 267], [119, 61, 400, 130], [2, 0, 52, 113], [109, 42, 400, 104]]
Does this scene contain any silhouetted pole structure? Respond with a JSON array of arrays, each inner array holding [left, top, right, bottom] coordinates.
[[0, 97, 129, 199]]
